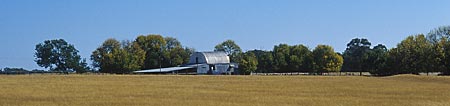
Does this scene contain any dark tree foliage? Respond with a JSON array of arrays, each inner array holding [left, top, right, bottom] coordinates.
[[366, 44, 389, 76], [273, 44, 290, 72], [342, 38, 371, 73], [35, 39, 89, 73], [1, 67, 30, 74], [267, 44, 314, 73], [439, 38, 450, 75], [248, 50, 274, 73]]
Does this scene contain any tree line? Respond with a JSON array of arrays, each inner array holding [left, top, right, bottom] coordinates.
[[33, 26, 450, 76]]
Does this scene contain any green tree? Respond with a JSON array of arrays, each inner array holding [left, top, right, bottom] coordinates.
[[214, 40, 242, 62], [91, 38, 122, 73], [392, 34, 433, 74], [167, 47, 187, 66], [121, 40, 146, 73], [183, 47, 196, 64], [91, 39, 145, 74], [35, 39, 89, 73], [342, 38, 371, 73], [248, 50, 274, 73], [440, 38, 450, 75], [289, 44, 313, 72], [165, 37, 181, 50], [429, 38, 446, 75], [312, 45, 343, 74], [273, 44, 290, 72], [366, 44, 388, 75], [135, 35, 167, 69], [426, 26, 450, 75], [239, 52, 258, 75], [164, 37, 190, 67]]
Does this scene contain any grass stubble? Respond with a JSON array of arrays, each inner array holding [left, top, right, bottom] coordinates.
[[0, 74, 448, 106]]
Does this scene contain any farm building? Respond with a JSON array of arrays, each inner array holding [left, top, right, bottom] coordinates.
[[134, 51, 239, 75]]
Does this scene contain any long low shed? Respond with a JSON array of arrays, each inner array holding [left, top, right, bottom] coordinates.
[[134, 66, 195, 73]]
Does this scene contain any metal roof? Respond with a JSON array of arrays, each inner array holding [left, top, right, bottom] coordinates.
[[189, 51, 230, 64], [134, 66, 195, 73]]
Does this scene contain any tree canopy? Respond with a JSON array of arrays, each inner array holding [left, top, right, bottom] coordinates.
[[342, 38, 371, 72], [91, 38, 145, 73], [91, 35, 193, 74], [35, 39, 89, 73], [214, 40, 242, 62], [238, 52, 258, 75], [312, 45, 343, 73]]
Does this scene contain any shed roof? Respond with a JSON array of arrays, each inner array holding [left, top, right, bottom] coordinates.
[[134, 66, 195, 73]]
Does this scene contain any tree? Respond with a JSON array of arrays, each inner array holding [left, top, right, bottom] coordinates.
[[427, 26, 450, 44], [366, 44, 389, 75], [165, 37, 181, 50], [183, 47, 196, 64], [167, 47, 188, 66], [238, 52, 258, 75], [289, 44, 313, 72], [439, 38, 450, 75], [92, 35, 193, 73], [135, 35, 167, 69], [91, 38, 122, 73], [273, 44, 290, 72], [248, 50, 274, 73], [121, 40, 146, 73], [342, 38, 371, 73], [3, 67, 30, 74], [214, 40, 242, 62], [35, 39, 88, 73], [91, 39, 145, 74], [164, 37, 190, 67], [391, 34, 433, 74], [429, 38, 446, 75], [426, 26, 450, 75], [312, 45, 343, 74]]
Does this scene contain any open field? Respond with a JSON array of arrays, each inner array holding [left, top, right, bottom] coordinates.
[[0, 75, 449, 106]]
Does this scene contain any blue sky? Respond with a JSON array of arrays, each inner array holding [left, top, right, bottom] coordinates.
[[1, 0, 450, 70]]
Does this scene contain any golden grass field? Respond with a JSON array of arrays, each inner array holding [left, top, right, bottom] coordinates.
[[0, 74, 449, 106]]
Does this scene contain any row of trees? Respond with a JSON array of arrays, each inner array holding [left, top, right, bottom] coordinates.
[[91, 35, 194, 73], [340, 26, 450, 76], [236, 44, 343, 74], [237, 26, 450, 76], [34, 26, 450, 75], [214, 40, 343, 74]]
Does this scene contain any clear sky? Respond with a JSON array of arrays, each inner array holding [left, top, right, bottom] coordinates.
[[1, 0, 450, 70]]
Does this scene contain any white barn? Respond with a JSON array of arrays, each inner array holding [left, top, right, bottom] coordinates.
[[188, 51, 238, 75], [134, 51, 238, 75]]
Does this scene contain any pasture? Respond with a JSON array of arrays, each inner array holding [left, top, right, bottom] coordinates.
[[0, 75, 449, 106]]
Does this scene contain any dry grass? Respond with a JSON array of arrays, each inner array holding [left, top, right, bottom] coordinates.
[[0, 74, 449, 106]]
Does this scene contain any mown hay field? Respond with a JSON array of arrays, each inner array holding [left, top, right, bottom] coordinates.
[[0, 75, 449, 106]]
